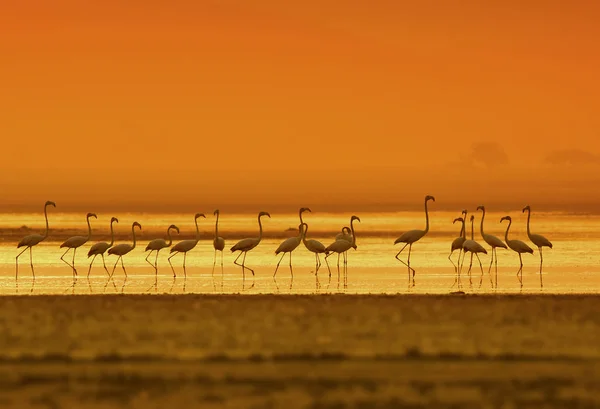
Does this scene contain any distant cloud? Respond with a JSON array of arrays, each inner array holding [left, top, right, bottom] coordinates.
[[544, 149, 600, 166], [443, 142, 509, 169], [469, 142, 509, 167]]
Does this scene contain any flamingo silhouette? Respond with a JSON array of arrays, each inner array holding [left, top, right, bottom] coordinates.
[[230, 211, 270, 278], [169, 213, 206, 277], [460, 215, 488, 286], [523, 206, 553, 288], [335, 227, 352, 242], [108, 221, 142, 278], [449, 210, 467, 274], [326, 215, 360, 286], [301, 222, 330, 276], [477, 206, 507, 288], [16, 200, 56, 279], [394, 195, 435, 285], [274, 223, 304, 279], [212, 210, 225, 276], [88, 217, 119, 277], [60, 212, 97, 278], [501, 216, 534, 287], [145, 224, 180, 273]]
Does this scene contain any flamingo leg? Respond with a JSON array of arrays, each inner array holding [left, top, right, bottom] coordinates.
[[517, 253, 523, 287], [72, 248, 78, 277], [539, 247, 544, 288], [324, 253, 332, 277], [154, 251, 159, 274], [16, 247, 28, 279], [289, 252, 293, 278], [394, 243, 411, 281], [233, 251, 244, 278], [487, 247, 495, 287], [183, 252, 187, 278], [88, 254, 97, 277], [475, 253, 484, 288], [448, 250, 457, 273], [274, 253, 286, 277], [120, 256, 127, 278], [29, 247, 35, 278], [168, 252, 178, 277], [110, 257, 120, 278], [101, 254, 109, 276], [242, 251, 254, 276], [212, 250, 217, 276], [495, 248, 499, 289], [467, 252, 473, 285], [60, 248, 74, 271], [145, 251, 155, 269]]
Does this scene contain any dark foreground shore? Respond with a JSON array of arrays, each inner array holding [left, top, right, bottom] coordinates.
[[0, 294, 599, 408]]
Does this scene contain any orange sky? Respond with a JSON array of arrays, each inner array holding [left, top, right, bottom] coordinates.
[[1, 1, 599, 212]]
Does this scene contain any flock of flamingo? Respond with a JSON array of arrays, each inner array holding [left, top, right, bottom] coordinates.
[[14, 197, 552, 289]]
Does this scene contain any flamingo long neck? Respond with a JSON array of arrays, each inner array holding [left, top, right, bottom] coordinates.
[[215, 212, 220, 238], [299, 210, 304, 225], [460, 219, 466, 239], [350, 219, 357, 246], [525, 208, 532, 237], [302, 225, 309, 246], [131, 225, 137, 249], [42, 204, 51, 239], [195, 217, 200, 242], [108, 220, 116, 247], [166, 227, 174, 246], [504, 219, 512, 243], [86, 216, 93, 241], [257, 214, 264, 241], [479, 209, 486, 238], [424, 199, 430, 234]]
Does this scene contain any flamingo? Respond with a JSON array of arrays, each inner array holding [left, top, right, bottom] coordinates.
[[230, 211, 271, 277], [168, 213, 206, 277], [449, 210, 467, 273], [477, 205, 507, 288], [108, 221, 142, 278], [59, 212, 97, 278], [460, 215, 488, 286], [301, 222, 331, 276], [16, 200, 56, 279], [523, 205, 553, 288], [212, 209, 225, 276], [394, 195, 435, 284], [325, 215, 360, 285], [87, 217, 119, 277], [274, 223, 303, 278], [145, 224, 180, 272], [501, 216, 534, 287], [335, 226, 352, 242]]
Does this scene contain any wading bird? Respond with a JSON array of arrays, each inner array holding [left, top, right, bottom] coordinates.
[[449, 210, 467, 272], [477, 206, 507, 288], [212, 210, 225, 276], [274, 223, 304, 278], [16, 200, 56, 279], [88, 217, 119, 276], [460, 215, 488, 286], [145, 224, 180, 273], [301, 222, 330, 276], [523, 205, 553, 288], [394, 195, 435, 284], [108, 221, 142, 278], [169, 213, 206, 277], [325, 215, 360, 284], [230, 211, 270, 278], [60, 212, 97, 278], [501, 216, 534, 287]]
